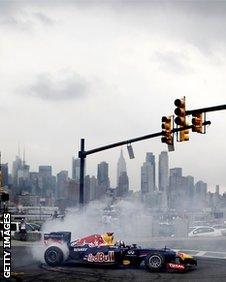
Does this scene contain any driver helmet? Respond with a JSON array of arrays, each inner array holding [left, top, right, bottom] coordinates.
[[102, 232, 114, 245]]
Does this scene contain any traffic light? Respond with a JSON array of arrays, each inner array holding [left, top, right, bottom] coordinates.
[[1, 192, 9, 202], [192, 113, 203, 133], [161, 116, 173, 145], [174, 97, 189, 142], [174, 97, 186, 127], [179, 125, 189, 142]]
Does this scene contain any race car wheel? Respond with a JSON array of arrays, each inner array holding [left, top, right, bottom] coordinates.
[[44, 246, 64, 267], [145, 253, 165, 271]]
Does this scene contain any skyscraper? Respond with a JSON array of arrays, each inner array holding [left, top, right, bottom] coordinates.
[[169, 167, 183, 209], [72, 158, 81, 181], [57, 170, 68, 199], [17, 163, 30, 194], [38, 166, 55, 198], [30, 172, 40, 196], [97, 161, 110, 198], [117, 171, 129, 197], [158, 151, 168, 192], [141, 152, 156, 194], [89, 176, 98, 201], [146, 152, 156, 189], [12, 156, 23, 187], [117, 149, 127, 185], [195, 180, 207, 204], [0, 163, 8, 187]]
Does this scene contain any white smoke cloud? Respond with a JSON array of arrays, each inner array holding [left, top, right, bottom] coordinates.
[[31, 199, 155, 262]]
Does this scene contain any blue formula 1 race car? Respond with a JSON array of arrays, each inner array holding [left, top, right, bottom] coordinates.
[[43, 232, 197, 272]]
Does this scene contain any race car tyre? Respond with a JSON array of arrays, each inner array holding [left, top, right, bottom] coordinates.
[[145, 253, 165, 272], [44, 246, 64, 267]]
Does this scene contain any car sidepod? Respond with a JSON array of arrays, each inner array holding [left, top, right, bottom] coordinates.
[[69, 245, 121, 266]]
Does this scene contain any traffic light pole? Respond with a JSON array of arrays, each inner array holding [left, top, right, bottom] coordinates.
[[78, 120, 211, 205], [78, 138, 86, 206], [186, 104, 226, 115], [78, 132, 162, 205]]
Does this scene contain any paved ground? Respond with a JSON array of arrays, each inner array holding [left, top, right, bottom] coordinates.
[[2, 237, 226, 281], [3, 256, 226, 282]]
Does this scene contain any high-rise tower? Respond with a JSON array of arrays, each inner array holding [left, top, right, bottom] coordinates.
[[117, 149, 127, 185], [72, 158, 81, 181], [97, 161, 110, 199], [158, 151, 169, 192], [141, 152, 156, 193]]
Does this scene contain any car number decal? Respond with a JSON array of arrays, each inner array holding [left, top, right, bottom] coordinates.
[[87, 251, 115, 262]]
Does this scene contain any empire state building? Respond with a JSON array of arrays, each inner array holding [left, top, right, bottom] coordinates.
[[117, 149, 127, 185]]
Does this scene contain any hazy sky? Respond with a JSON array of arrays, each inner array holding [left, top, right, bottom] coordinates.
[[1, 0, 226, 192]]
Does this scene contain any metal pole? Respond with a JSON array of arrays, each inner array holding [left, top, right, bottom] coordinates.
[[84, 121, 211, 157], [186, 104, 226, 115], [79, 138, 85, 207]]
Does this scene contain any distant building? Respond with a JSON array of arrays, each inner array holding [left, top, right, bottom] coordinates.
[[169, 167, 183, 210], [185, 175, 195, 202], [72, 158, 82, 181], [170, 167, 182, 178], [146, 153, 156, 189], [97, 162, 110, 199], [141, 153, 155, 194], [18, 194, 40, 207], [89, 176, 98, 201], [84, 175, 91, 204], [0, 163, 8, 187], [158, 151, 168, 192], [38, 165, 55, 198], [169, 168, 198, 211], [195, 180, 207, 207], [68, 179, 80, 206], [116, 171, 129, 197], [57, 170, 68, 200], [216, 185, 220, 195], [12, 156, 23, 187], [117, 149, 127, 185], [116, 149, 129, 197], [30, 172, 40, 196], [39, 166, 52, 177], [17, 164, 30, 194]]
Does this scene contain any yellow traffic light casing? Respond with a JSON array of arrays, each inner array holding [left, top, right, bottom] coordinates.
[[192, 113, 203, 133], [161, 116, 173, 145], [179, 123, 190, 142], [174, 96, 189, 142], [174, 97, 186, 127]]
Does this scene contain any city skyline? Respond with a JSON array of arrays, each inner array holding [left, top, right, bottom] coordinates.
[[0, 1, 226, 191], [2, 149, 223, 194]]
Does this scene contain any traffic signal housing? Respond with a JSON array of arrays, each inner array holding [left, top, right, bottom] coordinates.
[[179, 124, 189, 142], [161, 116, 173, 145], [174, 97, 189, 142], [174, 97, 186, 127], [192, 113, 203, 133]]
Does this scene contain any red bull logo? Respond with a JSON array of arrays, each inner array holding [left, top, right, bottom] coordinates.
[[87, 251, 115, 263], [71, 234, 105, 247]]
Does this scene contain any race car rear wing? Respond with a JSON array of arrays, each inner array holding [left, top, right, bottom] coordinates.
[[44, 231, 71, 245]]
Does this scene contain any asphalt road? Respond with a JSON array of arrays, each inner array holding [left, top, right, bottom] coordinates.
[[1, 245, 226, 282]]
